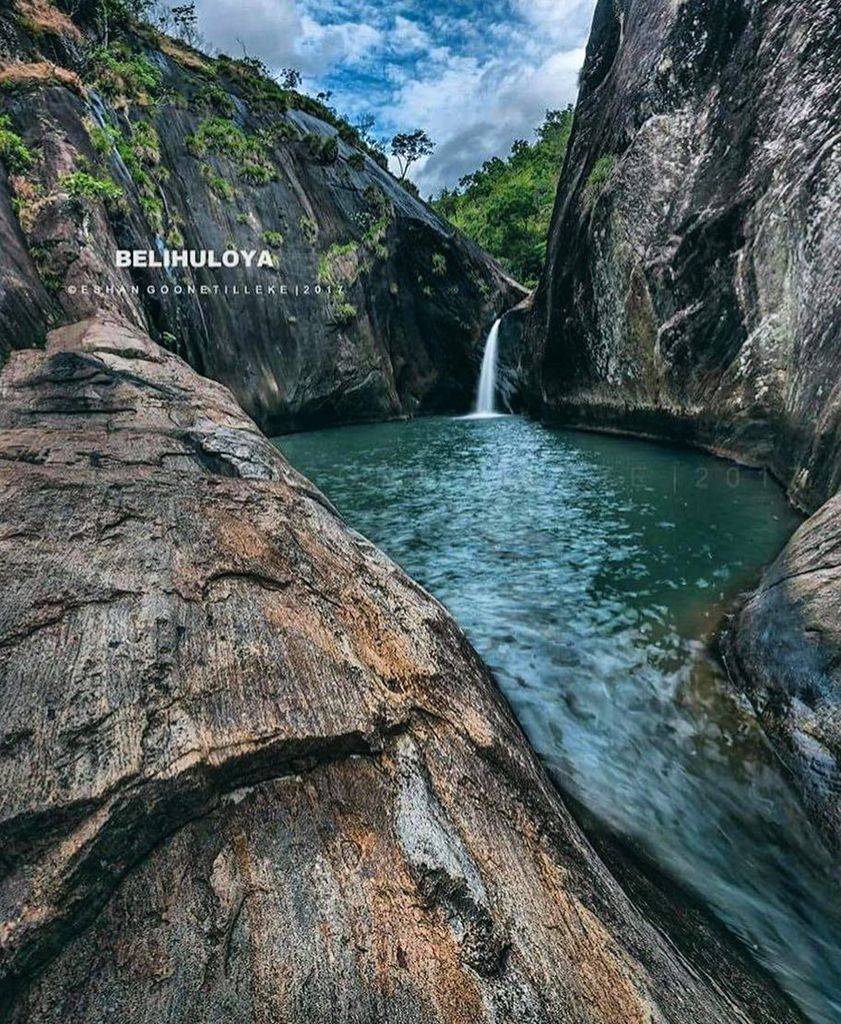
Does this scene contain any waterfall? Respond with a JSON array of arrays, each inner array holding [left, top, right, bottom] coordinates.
[[474, 318, 501, 416]]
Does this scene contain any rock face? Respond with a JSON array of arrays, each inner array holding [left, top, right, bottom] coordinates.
[[526, 0, 840, 510], [525, 0, 841, 844], [724, 498, 841, 846], [0, 6, 524, 430], [0, 317, 802, 1023]]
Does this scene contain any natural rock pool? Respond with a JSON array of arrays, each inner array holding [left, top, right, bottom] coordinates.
[[276, 415, 840, 1023]]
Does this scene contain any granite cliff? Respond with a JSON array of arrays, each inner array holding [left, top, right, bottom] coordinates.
[[0, 2, 524, 432], [523, 0, 841, 844]]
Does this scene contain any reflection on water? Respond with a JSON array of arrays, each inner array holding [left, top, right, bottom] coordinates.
[[276, 415, 840, 1024]]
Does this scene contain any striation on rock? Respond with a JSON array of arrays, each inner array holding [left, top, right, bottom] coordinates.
[[0, 316, 803, 1022], [0, 5, 525, 430]]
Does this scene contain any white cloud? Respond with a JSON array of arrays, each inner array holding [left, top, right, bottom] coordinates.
[[192, 0, 597, 190]]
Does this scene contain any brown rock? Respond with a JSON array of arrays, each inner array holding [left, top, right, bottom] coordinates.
[[0, 317, 801, 1022]]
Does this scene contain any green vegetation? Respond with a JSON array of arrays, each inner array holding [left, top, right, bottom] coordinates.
[[87, 44, 162, 105], [432, 108, 573, 287], [187, 116, 276, 186], [316, 188, 393, 325], [583, 154, 617, 207], [390, 129, 434, 182], [329, 301, 358, 327], [84, 115, 166, 231], [261, 230, 283, 247], [10, 176, 45, 234], [299, 215, 319, 245], [60, 170, 124, 208], [200, 162, 235, 201], [0, 115, 34, 173], [304, 132, 339, 165], [432, 252, 447, 277], [348, 151, 365, 171], [195, 82, 235, 116]]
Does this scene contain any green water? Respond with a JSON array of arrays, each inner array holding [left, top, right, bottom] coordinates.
[[276, 415, 840, 1023]]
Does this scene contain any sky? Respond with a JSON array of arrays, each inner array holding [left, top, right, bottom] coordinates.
[[192, 0, 597, 195]]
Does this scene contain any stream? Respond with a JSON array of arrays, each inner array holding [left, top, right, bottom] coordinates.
[[275, 414, 841, 1023]]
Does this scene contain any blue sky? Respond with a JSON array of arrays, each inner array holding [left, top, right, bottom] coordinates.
[[193, 0, 596, 194]]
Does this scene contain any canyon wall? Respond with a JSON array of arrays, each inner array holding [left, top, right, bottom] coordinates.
[[0, 5, 524, 432], [525, 0, 841, 844]]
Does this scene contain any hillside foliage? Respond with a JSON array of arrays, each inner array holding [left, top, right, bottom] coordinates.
[[431, 108, 573, 287]]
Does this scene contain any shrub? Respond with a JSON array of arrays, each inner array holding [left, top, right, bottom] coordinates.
[[304, 132, 339, 165], [329, 301, 357, 327], [338, 122, 360, 146], [131, 120, 160, 164], [299, 214, 318, 244], [88, 45, 162, 105], [200, 162, 235, 200], [348, 151, 365, 171], [320, 135, 338, 164], [60, 170, 123, 208], [432, 253, 447, 277], [187, 117, 276, 185], [261, 229, 283, 247], [139, 193, 164, 233], [166, 225, 185, 247], [9, 174, 45, 232], [0, 116, 34, 173], [195, 82, 235, 116], [84, 118, 119, 157]]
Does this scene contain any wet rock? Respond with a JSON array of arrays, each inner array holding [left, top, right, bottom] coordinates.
[[0, 316, 803, 1022], [724, 496, 841, 847]]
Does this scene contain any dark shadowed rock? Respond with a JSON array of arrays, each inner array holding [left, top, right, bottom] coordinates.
[[526, 0, 840, 509], [724, 496, 841, 847], [0, 9, 525, 431], [524, 0, 841, 844], [0, 317, 803, 1022]]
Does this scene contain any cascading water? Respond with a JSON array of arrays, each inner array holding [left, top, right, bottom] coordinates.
[[473, 318, 502, 416]]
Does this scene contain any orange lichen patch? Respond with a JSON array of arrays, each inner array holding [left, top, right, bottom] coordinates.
[[338, 588, 435, 686], [327, 772, 487, 1019], [0, 61, 85, 95], [14, 0, 83, 42], [533, 845, 658, 1024]]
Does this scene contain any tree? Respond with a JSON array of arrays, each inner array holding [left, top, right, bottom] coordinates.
[[279, 67, 302, 90], [429, 107, 574, 287], [390, 128, 434, 181], [353, 113, 377, 146], [170, 1, 198, 44]]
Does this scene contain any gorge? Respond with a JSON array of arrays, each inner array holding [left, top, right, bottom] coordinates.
[[0, 0, 839, 1022]]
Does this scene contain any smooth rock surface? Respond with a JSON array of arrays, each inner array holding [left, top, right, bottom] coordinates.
[[724, 496, 841, 847], [0, 317, 803, 1023], [526, 0, 841, 510]]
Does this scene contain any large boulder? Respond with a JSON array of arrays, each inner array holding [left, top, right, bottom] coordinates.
[[0, 317, 801, 1022], [724, 496, 841, 846]]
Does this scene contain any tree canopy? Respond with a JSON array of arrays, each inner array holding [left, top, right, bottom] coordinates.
[[431, 108, 573, 287], [390, 129, 435, 181]]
